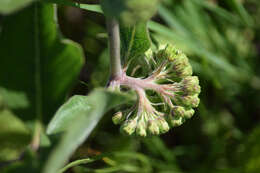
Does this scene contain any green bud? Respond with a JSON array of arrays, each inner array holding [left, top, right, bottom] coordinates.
[[157, 44, 180, 61], [172, 53, 189, 67], [168, 64, 193, 79], [169, 115, 185, 127], [112, 112, 123, 125], [178, 65, 193, 77], [121, 119, 137, 135], [136, 121, 147, 137], [184, 108, 195, 119], [148, 120, 160, 135], [176, 94, 200, 108], [172, 106, 186, 117], [180, 76, 201, 95], [157, 118, 170, 133]]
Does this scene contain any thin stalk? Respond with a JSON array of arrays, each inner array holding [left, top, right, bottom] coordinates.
[[106, 17, 122, 79], [58, 158, 94, 173], [31, 3, 42, 151]]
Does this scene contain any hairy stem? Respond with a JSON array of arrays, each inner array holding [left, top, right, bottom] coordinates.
[[106, 17, 122, 79]]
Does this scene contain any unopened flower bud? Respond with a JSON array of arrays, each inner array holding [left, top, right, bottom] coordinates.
[[178, 65, 193, 77], [148, 120, 160, 135], [172, 53, 189, 67], [180, 76, 200, 95], [112, 112, 124, 125], [172, 106, 186, 117], [121, 119, 137, 135], [184, 108, 195, 119], [157, 44, 180, 61], [136, 121, 147, 137], [169, 115, 185, 127], [176, 94, 200, 108], [157, 118, 170, 133], [168, 64, 193, 79]]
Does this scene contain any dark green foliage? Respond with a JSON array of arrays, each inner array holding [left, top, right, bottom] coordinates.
[[0, 2, 84, 123]]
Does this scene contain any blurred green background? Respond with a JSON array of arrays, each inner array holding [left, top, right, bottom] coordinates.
[[1, 0, 260, 172]]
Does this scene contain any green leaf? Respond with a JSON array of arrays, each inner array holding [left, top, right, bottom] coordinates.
[[58, 158, 96, 173], [0, 87, 29, 109], [0, 0, 35, 15], [44, 88, 134, 173], [45, 0, 103, 13], [0, 2, 84, 123], [0, 109, 31, 161], [120, 23, 151, 62], [100, 0, 158, 25], [46, 95, 91, 134]]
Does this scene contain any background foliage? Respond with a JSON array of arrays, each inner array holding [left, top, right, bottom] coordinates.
[[0, 0, 260, 173]]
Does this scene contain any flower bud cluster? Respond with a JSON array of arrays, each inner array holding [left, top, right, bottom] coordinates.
[[154, 44, 201, 127], [111, 44, 201, 136], [112, 93, 170, 137]]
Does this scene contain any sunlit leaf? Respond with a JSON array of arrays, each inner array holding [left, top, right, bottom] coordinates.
[[44, 88, 134, 173]]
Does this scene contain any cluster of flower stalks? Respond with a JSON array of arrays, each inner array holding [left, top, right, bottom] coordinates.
[[110, 44, 201, 136]]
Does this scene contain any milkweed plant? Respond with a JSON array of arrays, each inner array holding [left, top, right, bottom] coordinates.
[[100, 0, 201, 137]]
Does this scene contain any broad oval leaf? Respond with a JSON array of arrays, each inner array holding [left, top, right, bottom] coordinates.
[[44, 88, 135, 173]]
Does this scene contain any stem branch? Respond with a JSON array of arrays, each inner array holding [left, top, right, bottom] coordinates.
[[106, 18, 122, 79]]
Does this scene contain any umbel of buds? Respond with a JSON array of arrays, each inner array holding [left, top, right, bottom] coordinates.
[[110, 44, 201, 136]]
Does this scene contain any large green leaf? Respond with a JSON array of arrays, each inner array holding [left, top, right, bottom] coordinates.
[[0, 0, 35, 15], [120, 23, 151, 62], [0, 109, 31, 161], [44, 88, 134, 173], [0, 2, 84, 123]]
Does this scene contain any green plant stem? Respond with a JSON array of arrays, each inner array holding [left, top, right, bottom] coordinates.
[[31, 119, 42, 151], [31, 3, 42, 151], [106, 17, 122, 79], [58, 158, 95, 173]]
